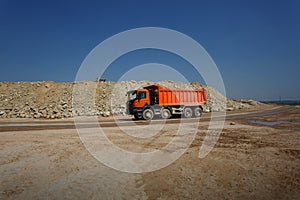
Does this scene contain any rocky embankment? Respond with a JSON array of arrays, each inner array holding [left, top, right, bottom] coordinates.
[[0, 81, 261, 118]]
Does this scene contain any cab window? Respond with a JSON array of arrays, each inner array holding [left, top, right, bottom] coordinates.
[[138, 92, 146, 99]]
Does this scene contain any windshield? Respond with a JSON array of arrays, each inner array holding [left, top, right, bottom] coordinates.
[[127, 90, 137, 101]]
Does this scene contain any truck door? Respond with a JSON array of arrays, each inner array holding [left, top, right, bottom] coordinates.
[[135, 91, 149, 108]]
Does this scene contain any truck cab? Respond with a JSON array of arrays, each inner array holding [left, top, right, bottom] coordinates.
[[126, 89, 151, 116]]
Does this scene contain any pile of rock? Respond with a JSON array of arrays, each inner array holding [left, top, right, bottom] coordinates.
[[0, 81, 260, 119], [72, 81, 113, 117], [0, 82, 73, 119]]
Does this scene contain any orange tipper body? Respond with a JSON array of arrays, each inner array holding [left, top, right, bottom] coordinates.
[[144, 84, 206, 106], [126, 84, 206, 120]]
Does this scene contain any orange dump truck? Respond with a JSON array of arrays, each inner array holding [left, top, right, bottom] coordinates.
[[126, 84, 206, 120]]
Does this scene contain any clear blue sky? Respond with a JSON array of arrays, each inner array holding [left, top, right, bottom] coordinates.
[[1, 0, 299, 100]]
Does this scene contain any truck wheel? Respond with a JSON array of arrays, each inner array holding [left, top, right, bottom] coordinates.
[[194, 107, 202, 118], [161, 108, 171, 119], [142, 109, 154, 120], [183, 107, 193, 118]]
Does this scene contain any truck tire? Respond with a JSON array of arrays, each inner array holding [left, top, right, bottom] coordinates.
[[183, 107, 193, 118], [194, 107, 202, 118], [161, 108, 171, 119], [142, 109, 154, 120]]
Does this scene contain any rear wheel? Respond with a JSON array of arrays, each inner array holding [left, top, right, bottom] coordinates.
[[194, 107, 202, 118], [142, 109, 154, 120], [183, 107, 193, 118], [161, 108, 171, 119]]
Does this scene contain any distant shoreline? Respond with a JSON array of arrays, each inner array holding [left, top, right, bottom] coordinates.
[[261, 100, 300, 105]]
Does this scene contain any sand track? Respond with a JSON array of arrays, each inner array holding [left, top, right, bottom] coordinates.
[[0, 105, 299, 199]]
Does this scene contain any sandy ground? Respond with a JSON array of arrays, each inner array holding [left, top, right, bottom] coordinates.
[[0, 105, 299, 199]]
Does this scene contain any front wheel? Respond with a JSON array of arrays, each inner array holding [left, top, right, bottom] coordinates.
[[142, 109, 154, 120]]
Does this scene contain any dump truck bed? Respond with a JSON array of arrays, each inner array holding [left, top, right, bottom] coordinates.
[[158, 88, 206, 106], [144, 84, 206, 106]]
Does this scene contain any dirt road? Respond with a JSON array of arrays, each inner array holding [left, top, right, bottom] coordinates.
[[0, 105, 299, 199]]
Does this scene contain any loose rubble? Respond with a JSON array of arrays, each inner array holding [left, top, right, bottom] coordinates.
[[0, 81, 262, 118]]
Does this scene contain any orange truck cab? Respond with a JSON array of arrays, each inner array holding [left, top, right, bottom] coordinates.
[[126, 84, 206, 120]]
